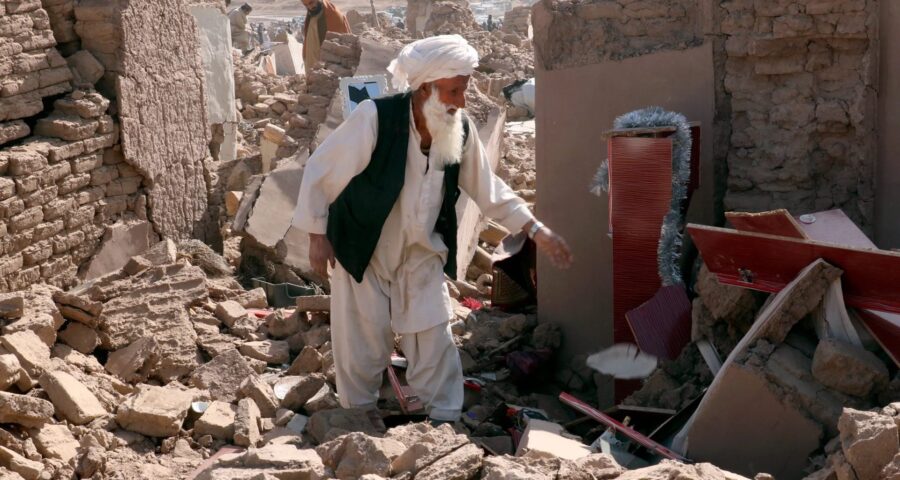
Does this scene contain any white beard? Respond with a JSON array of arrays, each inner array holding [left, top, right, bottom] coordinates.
[[422, 92, 464, 167]]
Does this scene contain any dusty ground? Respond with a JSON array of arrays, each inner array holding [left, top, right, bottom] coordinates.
[[248, 0, 404, 20]]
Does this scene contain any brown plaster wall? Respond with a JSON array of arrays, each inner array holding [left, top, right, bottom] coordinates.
[[74, 0, 215, 242], [533, 36, 715, 395], [875, 2, 900, 248], [720, 0, 878, 232]]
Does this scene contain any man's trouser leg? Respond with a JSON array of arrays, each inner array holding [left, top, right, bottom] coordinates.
[[330, 263, 393, 411], [400, 323, 464, 421]]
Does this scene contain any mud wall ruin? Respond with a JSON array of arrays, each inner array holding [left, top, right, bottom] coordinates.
[[532, 0, 891, 388], [0, 0, 223, 291]]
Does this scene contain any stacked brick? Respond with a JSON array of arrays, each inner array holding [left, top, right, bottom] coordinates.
[[532, 0, 702, 70], [502, 5, 531, 36], [234, 32, 360, 162], [0, 0, 73, 146], [720, 0, 877, 229], [38, 0, 77, 55], [0, 89, 136, 291]]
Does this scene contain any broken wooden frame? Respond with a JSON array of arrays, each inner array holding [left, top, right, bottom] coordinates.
[[687, 224, 900, 313], [558, 392, 690, 463]]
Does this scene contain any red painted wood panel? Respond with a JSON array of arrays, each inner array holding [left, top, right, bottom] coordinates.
[[608, 137, 673, 346], [688, 225, 900, 313], [725, 210, 807, 239], [626, 284, 692, 360]]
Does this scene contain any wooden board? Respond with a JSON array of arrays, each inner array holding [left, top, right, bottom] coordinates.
[[725, 209, 808, 239], [796, 209, 877, 249], [687, 224, 900, 313], [625, 284, 692, 360], [608, 136, 673, 347], [680, 260, 833, 479], [856, 309, 900, 367]]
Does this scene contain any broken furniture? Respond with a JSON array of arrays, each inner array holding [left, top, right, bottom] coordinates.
[[678, 208, 899, 478], [559, 392, 689, 462], [594, 112, 701, 400]]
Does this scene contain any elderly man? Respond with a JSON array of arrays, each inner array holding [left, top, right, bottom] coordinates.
[[301, 0, 351, 75], [293, 35, 573, 425], [229, 4, 253, 53]]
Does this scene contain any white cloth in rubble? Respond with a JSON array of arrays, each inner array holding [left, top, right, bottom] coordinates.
[[387, 34, 479, 91]]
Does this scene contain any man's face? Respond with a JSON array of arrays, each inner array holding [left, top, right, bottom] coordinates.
[[303, 0, 322, 13], [429, 75, 470, 114]]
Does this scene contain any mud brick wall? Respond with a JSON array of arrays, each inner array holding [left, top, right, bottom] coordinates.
[[502, 6, 531, 36], [0, 90, 138, 291], [0, 0, 73, 146], [532, 0, 703, 71], [720, 0, 878, 229], [73, 0, 215, 242]]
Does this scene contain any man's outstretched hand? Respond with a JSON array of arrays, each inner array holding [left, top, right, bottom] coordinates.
[[533, 225, 573, 269], [309, 233, 336, 278]]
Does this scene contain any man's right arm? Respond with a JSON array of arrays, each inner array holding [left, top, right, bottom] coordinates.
[[292, 100, 378, 276]]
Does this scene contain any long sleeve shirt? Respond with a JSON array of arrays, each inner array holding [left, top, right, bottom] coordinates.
[[293, 99, 533, 332]]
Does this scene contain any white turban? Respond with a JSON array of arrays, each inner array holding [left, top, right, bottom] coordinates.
[[387, 34, 479, 92]]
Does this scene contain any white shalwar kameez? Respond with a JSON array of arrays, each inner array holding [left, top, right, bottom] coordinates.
[[292, 99, 534, 421]]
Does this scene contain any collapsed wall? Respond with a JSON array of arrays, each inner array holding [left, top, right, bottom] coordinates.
[[74, 0, 216, 242], [0, 1, 140, 291], [0, 0, 222, 292], [718, 0, 878, 230]]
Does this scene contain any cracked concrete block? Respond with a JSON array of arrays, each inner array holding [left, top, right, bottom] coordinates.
[[116, 386, 193, 437], [31, 423, 79, 463], [316, 432, 406, 479], [812, 338, 889, 397], [0, 391, 54, 427], [39, 370, 107, 424], [839, 408, 899, 480], [194, 401, 237, 441]]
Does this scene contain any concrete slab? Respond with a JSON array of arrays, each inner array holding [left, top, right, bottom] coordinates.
[[189, 6, 237, 124], [273, 35, 304, 76], [82, 220, 157, 280], [245, 150, 310, 249]]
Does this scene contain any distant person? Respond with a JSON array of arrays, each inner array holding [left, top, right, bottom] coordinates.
[[229, 3, 253, 53], [301, 0, 351, 75], [486, 14, 494, 31]]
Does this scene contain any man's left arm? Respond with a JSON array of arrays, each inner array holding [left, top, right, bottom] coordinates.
[[458, 127, 573, 268]]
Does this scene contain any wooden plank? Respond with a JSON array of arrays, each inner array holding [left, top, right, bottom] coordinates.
[[725, 209, 808, 239], [609, 136, 673, 345], [795, 209, 876, 249], [856, 310, 900, 367], [813, 278, 863, 347], [625, 284, 692, 360], [687, 224, 900, 313]]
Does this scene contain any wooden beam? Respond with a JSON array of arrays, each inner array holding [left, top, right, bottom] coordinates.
[[687, 224, 900, 314]]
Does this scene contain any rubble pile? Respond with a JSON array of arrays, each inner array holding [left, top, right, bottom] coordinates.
[[502, 6, 531, 37], [232, 33, 361, 163], [804, 406, 900, 480]]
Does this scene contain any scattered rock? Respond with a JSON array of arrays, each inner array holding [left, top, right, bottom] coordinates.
[[190, 349, 258, 403], [304, 383, 340, 414], [280, 373, 327, 411], [195, 401, 237, 441], [116, 386, 194, 437], [307, 408, 380, 445], [287, 345, 323, 374], [216, 300, 249, 328], [240, 340, 290, 364], [39, 371, 107, 425], [234, 398, 262, 447], [316, 432, 405, 479], [0, 391, 54, 427], [812, 339, 889, 397], [239, 376, 279, 417], [105, 337, 159, 383], [838, 408, 899, 480]]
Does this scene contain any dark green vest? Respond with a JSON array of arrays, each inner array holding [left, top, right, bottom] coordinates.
[[326, 93, 469, 283]]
